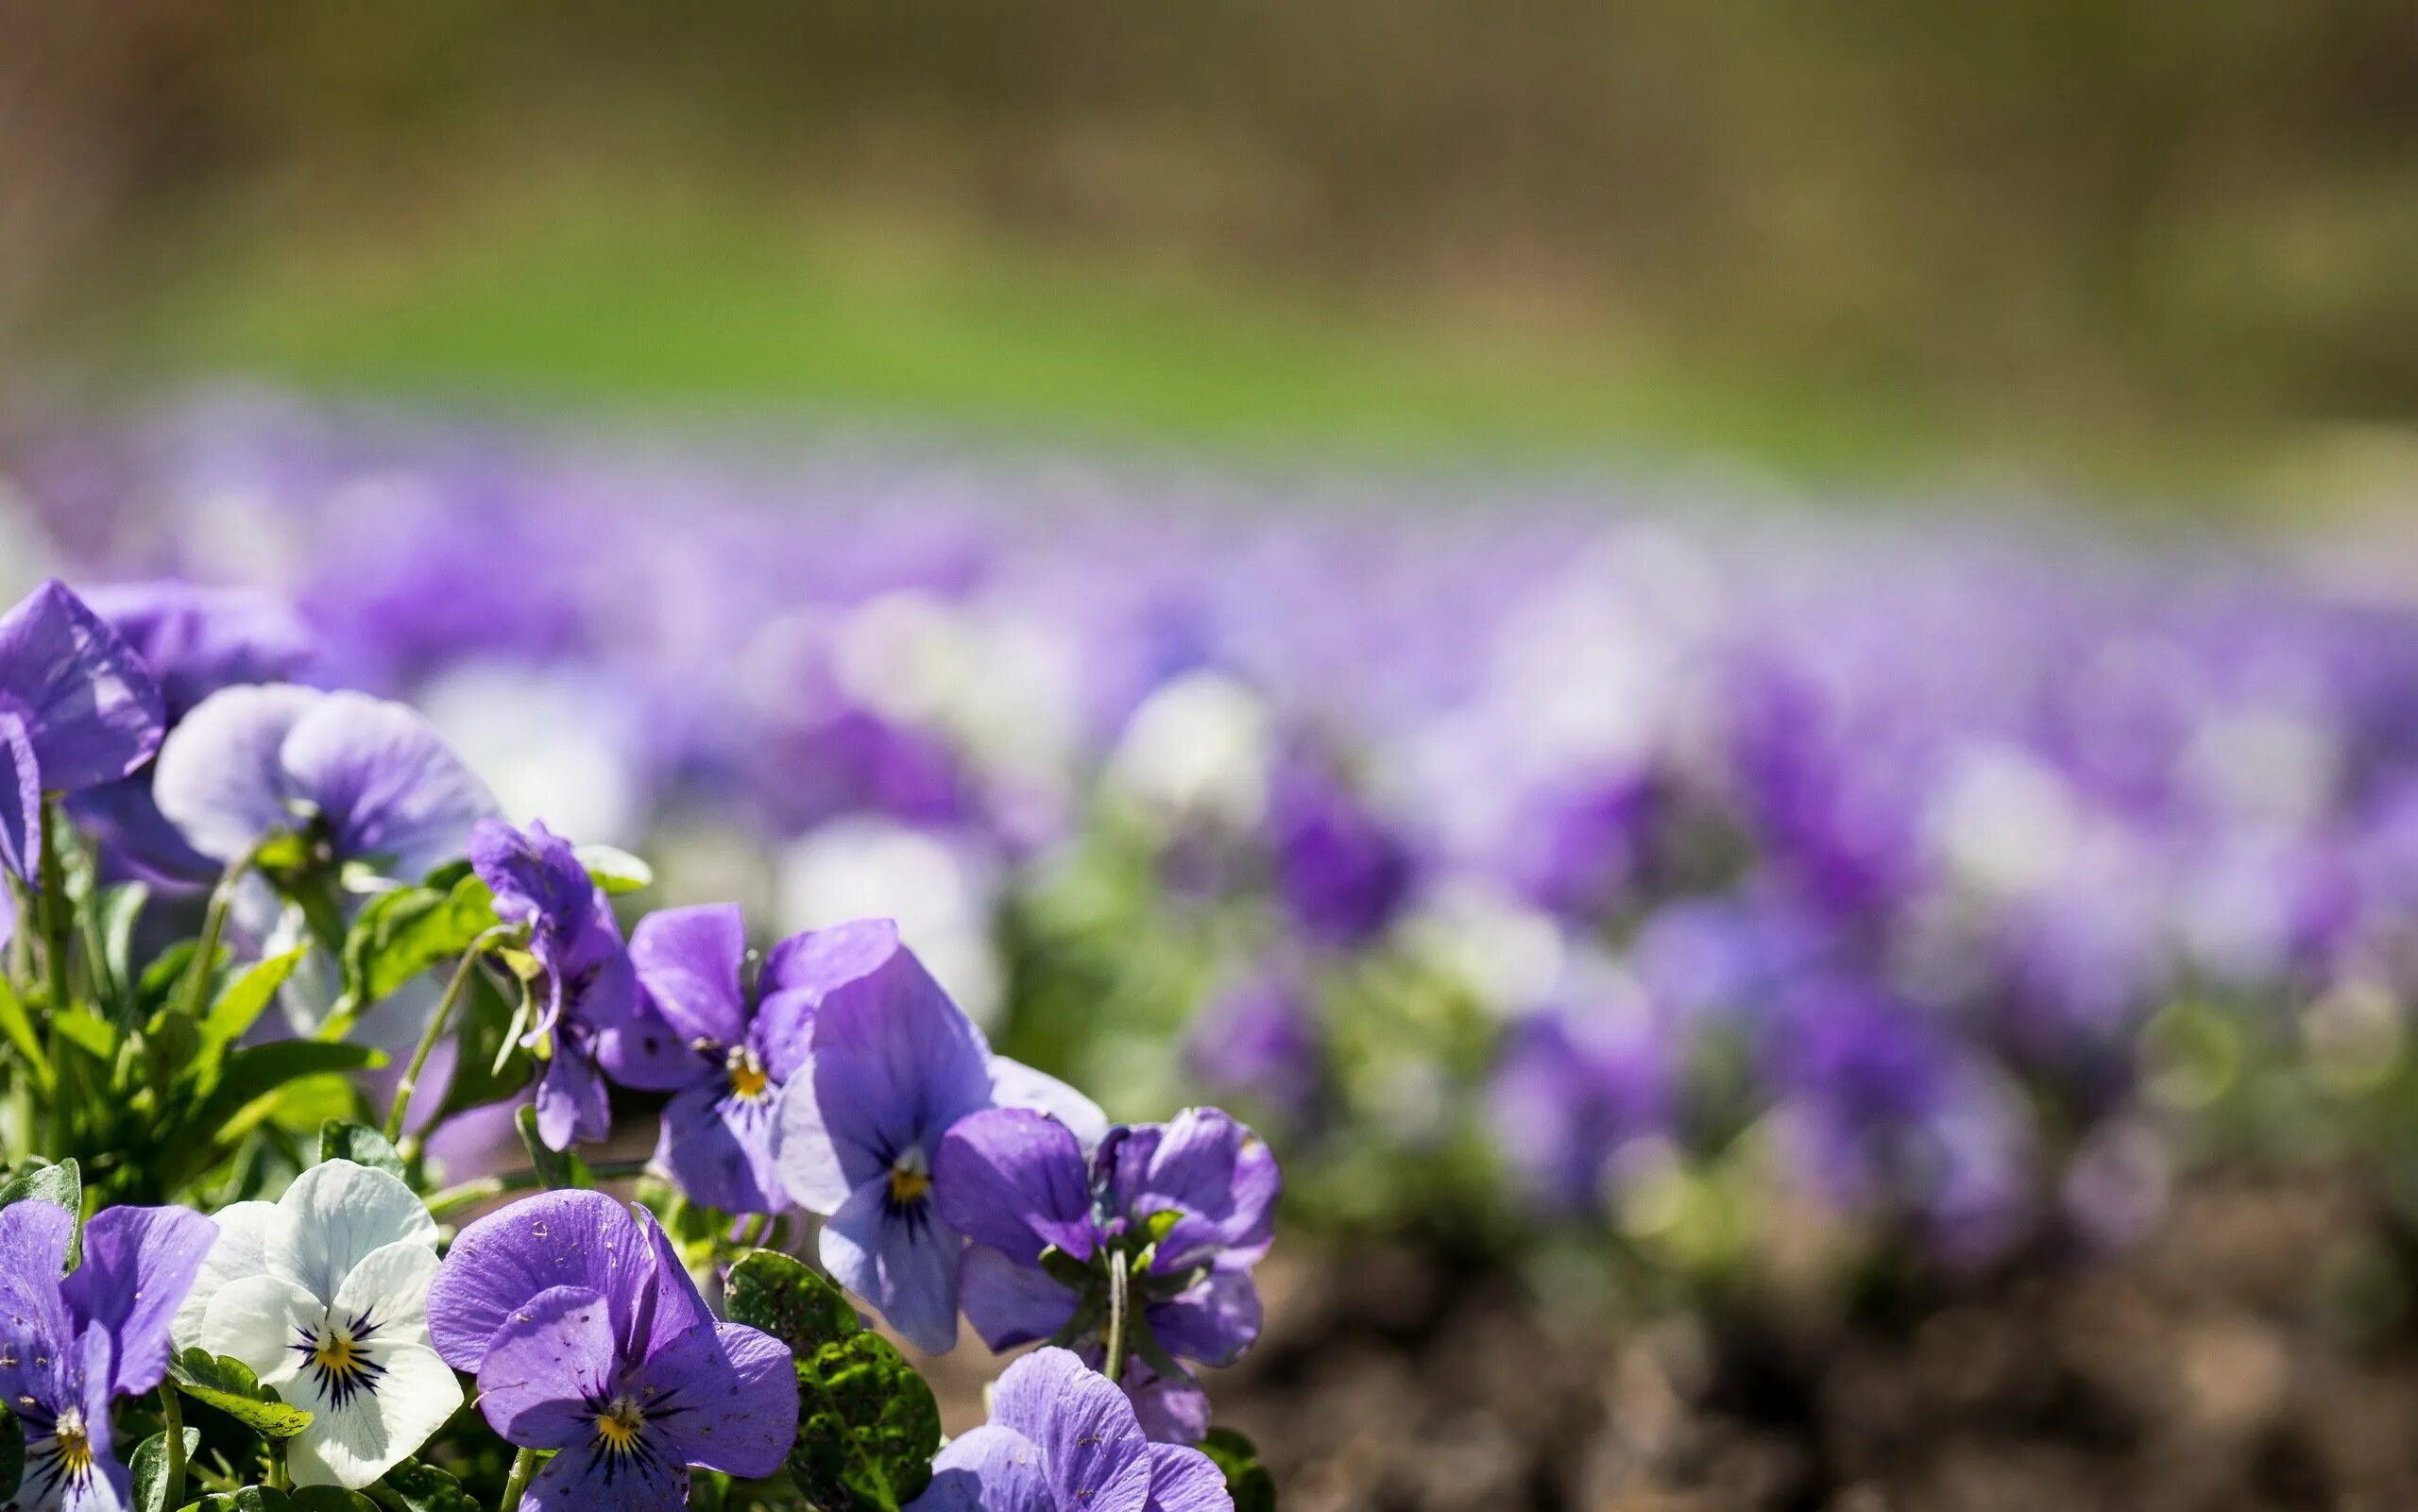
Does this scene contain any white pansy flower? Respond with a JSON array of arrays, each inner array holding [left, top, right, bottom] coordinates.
[[175, 1161, 463, 1488]]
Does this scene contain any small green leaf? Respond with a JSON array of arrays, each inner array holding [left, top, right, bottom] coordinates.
[[374, 1460, 476, 1512], [168, 1349, 314, 1439], [180, 1042, 384, 1159], [0, 1160, 82, 1269], [0, 1402, 25, 1500], [194, 949, 309, 1077], [47, 1009, 118, 1062], [288, 1487, 380, 1512], [0, 979, 49, 1089], [515, 1106, 592, 1189], [131, 1427, 201, 1512], [725, 1252, 939, 1512], [342, 876, 498, 1011], [136, 942, 206, 1020], [96, 882, 151, 1011], [430, 970, 532, 1126], [575, 844, 653, 895], [318, 1122, 406, 1179], [1200, 1429, 1276, 1512]]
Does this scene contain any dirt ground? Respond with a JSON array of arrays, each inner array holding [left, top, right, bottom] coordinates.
[[921, 1179, 2418, 1512]]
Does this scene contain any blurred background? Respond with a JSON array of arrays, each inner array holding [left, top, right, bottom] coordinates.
[[11, 7, 2418, 1511]]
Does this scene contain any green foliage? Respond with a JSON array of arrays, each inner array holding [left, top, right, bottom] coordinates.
[[319, 1121, 406, 1179], [168, 1349, 314, 1439], [0, 1159, 82, 1268], [724, 1251, 940, 1512], [1200, 1429, 1277, 1512], [0, 1402, 24, 1500], [576, 844, 653, 894], [372, 1459, 476, 1512], [342, 875, 499, 1011], [430, 970, 532, 1126], [515, 1106, 592, 1189], [132, 1427, 202, 1512], [288, 1487, 381, 1512]]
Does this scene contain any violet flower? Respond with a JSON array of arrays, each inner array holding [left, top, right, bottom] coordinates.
[[934, 1106, 1278, 1441], [773, 919, 1105, 1354], [1262, 751, 1413, 948], [0, 580, 168, 947], [0, 1199, 217, 1512], [468, 819, 640, 1152], [1487, 1004, 1668, 1215], [907, 1347, 1230, 1512], [426, 1191, 797, 1512]]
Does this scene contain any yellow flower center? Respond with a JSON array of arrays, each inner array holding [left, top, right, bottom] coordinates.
[[726, 1045, 771, 1102], [313, 1334, 361, 1375], [887, 1147, 931, 1205], [596, 1396, 647, 1453], [52, 1409, 93, 1481]]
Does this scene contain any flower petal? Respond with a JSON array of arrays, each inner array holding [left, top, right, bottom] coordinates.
[[656, 1082, 786, 1217], [331, 1238, 441, 1345], [172, 1199, 274, 1350], [0, 709, 41, 890], [1143, 1272, 1261, 1369], [519, 1432, 688, 1512], [593, 999, 706, 1094], [771, 1074, 857, 1215], [534, 1050, 612, 1152], [197, 1273, 319, 1388], [628, 904, 750, 1047], [287, 1338, 462, 1490], [987, 1057, 1110, 1153], [0, 580, 166, 793], [268, 1160, 438, 1305], [472, 1284, 618, 1451], [817, 1180, 962, 1356], [907, 1425, 1053, 1512], [61, 1204, 217, 1398], [933, 1107, 1095, 1264], [633, 1321, 797, 1479], [427, 1191, 645, 1372], [281, 690, 499, 876], [151, 684, 319, 864], [989, 1347, 1152, 1512], [799, 921, 996, 1188], [0, 1201, 76, 1406], [1117, 1111, 1279, 1272], [1144, 1444, 1233, 1512], [621, 1203, 713, 1367], [957, 1243, 1079, 1353]]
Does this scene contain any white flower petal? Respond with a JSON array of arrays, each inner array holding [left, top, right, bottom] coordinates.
[[331, 1239, 440, 1345], [285, 1340, 464, 1490], [268, 1161, 437, 1301], [173, 1199, 277, 1349], [198, 1274, 319, 1388]]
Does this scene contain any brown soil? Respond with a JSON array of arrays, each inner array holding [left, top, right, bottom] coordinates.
[[963, 1179, 2418, 1512]]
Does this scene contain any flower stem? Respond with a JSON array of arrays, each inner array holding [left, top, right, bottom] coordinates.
[[159, 1385, 186, 1511], [267, 1441, 290, 1492], [1102, 1249, 1131, 1385], [384, 927, 513, 1145], [179, 848, 256, 1023], [500, 1447, 539, 1512], [37, 802, 70, 1012], [425, 1158, 656, 1220]]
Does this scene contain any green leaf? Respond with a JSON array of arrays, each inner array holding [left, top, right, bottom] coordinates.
[[136, 942, 206, 1021], [515, 1105, 591, 1189], [0, 1160, 82, 1269], [189, 1042, 385, 1147], [575, 844, 654, 894], [194, 949, 309, 1076], [0, 1402, 25, 1501], [724, 1252, 939, 1512], [131, 1427, 201, 1512], [288, 1487, 380, 1512], [47, 1009, 119, 1062], [1200, 1429, 1276, 1512], [0, 979, 49, 1089], [168, 1349, 314, 1439], [374, 1460, 476, 1512], [143, 1012, 201, 1104], [429, 970, 532, 1126], [318, 1121, 406, 1179], [341, 876, 498, 1011], [96, 882, 151, 1011]]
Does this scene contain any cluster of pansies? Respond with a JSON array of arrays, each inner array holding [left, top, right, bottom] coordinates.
[[9, 396, 2418, 1289], [0, 573, 1278, 1512]]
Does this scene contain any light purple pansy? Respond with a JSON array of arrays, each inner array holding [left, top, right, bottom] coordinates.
[[934, 1107, 1278, 1440], [468, 819, 640, 1152], [773, 920, 1105, 1355], [0, 581, 168, 946], [0, 1200, 217, 1512], [599, 904, 824, 1215], [152, 684, 499, 881], [908, 1347, 1230, 1512], [426, 1191, 797, 1512]]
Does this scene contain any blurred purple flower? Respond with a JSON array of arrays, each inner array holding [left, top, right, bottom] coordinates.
[[1263, 752, 1413, 947], [1488, 1004, 1668, 1214]]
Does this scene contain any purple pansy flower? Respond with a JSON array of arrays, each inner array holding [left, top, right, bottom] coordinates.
[[468, 819, 639, 1152], [934, 1107, 1279, 1441], [1487, 1002, 1669, 1215], [69, 582, 315, 884], [1263, 751, 1414, 949], [152, 684, 499, 882], [426, 1191, 797, 1512], [0, 1200, 217, 1512], [773, 920, 1105, 1355], [0, 581, 168, 947], [907, 1347, 1231, 1512]]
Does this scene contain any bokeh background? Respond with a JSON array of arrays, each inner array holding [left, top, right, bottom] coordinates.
[[11, 8, 2418, 1511]]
